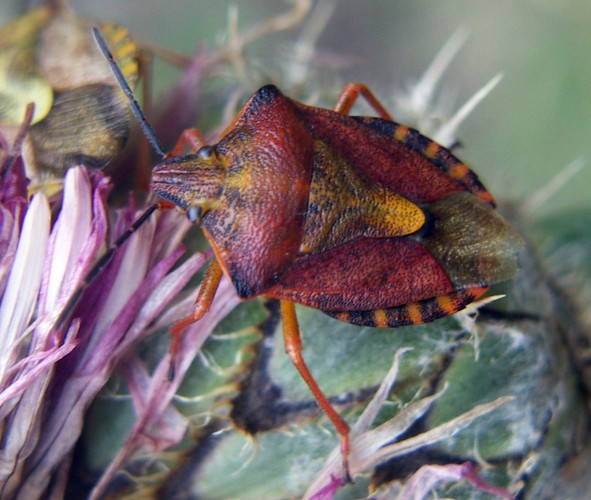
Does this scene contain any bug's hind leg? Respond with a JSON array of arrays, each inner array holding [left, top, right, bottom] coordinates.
[[280, 300, 352, 482]]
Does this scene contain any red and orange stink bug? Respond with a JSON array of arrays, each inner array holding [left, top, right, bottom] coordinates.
[[95, 29, 522, 479]]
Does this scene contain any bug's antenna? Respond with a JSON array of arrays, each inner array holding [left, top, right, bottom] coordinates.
[[92, 27, 166, 159], [55, 202, 160, 329]]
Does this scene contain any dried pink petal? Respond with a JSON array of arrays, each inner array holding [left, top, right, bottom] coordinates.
[[0, 194, 50, 379], [400, 461, 514, 500]]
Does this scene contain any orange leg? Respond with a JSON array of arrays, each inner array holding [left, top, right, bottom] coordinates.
[[164, 129, 212, 377], [280, 300, 352, 481], [169, 128, 209, 157], [169, 258, 224, 360], [333, 82, 393, 120]]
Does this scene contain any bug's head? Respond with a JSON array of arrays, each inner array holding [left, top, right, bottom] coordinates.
[[151, 145, 227, 223]]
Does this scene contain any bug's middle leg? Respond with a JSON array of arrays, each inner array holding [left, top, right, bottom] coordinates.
[[333, 82, 393, 120], [169, 128, 209, 157]]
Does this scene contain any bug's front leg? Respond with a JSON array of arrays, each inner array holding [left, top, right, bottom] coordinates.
[[280, 300, 352, 482], [333, 82, 393, 120], [168, 258, 223, 371]]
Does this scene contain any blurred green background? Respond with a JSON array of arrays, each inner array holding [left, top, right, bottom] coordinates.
[[2, 0, 590, 216]]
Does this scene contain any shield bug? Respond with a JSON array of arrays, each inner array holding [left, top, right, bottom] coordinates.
[[0, 1, 139, 192], [95, 29, 522, 479]]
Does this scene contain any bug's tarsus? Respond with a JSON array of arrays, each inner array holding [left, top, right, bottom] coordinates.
[[92, 27, 166, 159], [280, 300, 353, 481]]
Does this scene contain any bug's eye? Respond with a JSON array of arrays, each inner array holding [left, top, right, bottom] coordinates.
[[187, 206, 203, 223], [196, 145, 214, 160]]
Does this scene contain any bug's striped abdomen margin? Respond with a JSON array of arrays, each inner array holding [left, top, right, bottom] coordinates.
[[326, 286, 489, 327]]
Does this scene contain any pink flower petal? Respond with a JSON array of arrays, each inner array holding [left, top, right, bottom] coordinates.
[[37, 167, 110, 320], [41, 168, 96, 311], [0, 339, 78, 411], [16, 208, 208, 497], [0, 203, 24, 298], [90, 277, 241, 500], [0, 194, 50, 379], [400, 462, 514, 500]]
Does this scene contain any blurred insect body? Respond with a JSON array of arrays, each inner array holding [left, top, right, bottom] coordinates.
[[0, 4, 139, 192]]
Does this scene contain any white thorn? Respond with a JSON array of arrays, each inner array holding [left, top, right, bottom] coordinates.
[[409, 28, 469, 113], [285, 0, 338, 85], [523, 157, 585, 215], [433, 73, 503, 146]]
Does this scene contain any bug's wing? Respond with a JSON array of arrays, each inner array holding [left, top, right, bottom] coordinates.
[[266, 191, 522, 318], [266, 236, 455, 311], [294, 103, 494, 206]]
